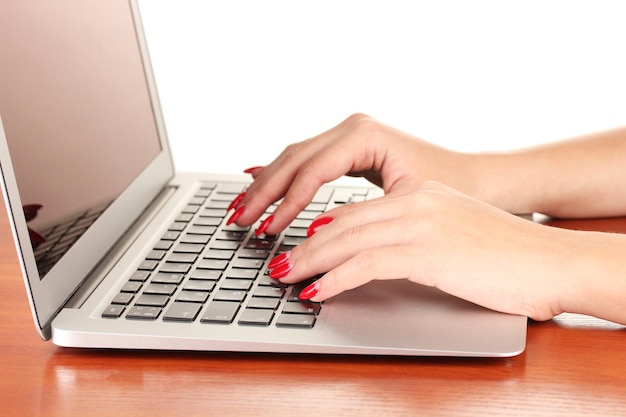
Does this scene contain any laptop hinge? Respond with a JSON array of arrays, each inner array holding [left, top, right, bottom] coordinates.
[[64, 185, 178, 309]]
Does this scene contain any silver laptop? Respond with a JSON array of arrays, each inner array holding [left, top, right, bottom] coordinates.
[[0, 0, 526, 357]]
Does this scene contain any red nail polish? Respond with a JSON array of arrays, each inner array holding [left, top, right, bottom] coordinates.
[[226, 205, 245, 225], [269, 262, 292, 279], [299, 282, 319, 300], [268, 251, 290, 269], [255, 214, 274, 237], [227, 192, 246, 211], [307, 216, 333, 238], [243, 166, 264, 174]]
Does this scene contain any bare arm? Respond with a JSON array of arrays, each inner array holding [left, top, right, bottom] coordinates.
[[469, 126, 626, 218]]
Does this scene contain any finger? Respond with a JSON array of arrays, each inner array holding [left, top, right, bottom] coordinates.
[[243, 166, 265, 178], [262, 119, 389, 234], [235, 115, 368, 227], [276, 202, 415, 285], [302, 245, 418, 302]]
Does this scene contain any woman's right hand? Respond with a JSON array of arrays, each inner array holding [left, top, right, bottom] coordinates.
[[232, 113, 479, 235]]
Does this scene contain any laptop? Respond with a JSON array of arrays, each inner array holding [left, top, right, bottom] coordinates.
[[0, 0, 526, 357]]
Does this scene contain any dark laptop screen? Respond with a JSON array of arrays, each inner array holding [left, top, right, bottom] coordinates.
[[0, 0, 161, 278]]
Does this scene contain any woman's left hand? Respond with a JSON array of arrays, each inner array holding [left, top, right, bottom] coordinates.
[[269, 181, 572, 322]]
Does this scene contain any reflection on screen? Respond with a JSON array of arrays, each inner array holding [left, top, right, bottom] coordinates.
[[0, 0, 161, 278]]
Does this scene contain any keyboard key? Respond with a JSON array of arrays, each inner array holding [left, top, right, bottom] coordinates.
[[215, 231, 246, 241], [166, 253, 197, 264], [151, 272, 185, 285], [214, 289, 247, 303], [203, 200, 230, 210], [282, 301, 321, 315], [126, 306, 161, 320], [111, 292, 134, 305], [253, 286, 286, 299], [161, 231, 180, 241], [202, 208, 228, 218], [238, 249, 270, 259], [176, 291, 210, 303], [153, 240, 173, 251], [232, 258, 264, 269], [180, 234, 211, 244], [204, 249, 235, 260], [174, 243, 205, 253], [190, 269, 221, 280], [217, 183, 246, 194], [303, 202, 326, 212], [135, 294, 170, 307], [160, 262, 191, 274], [187, 225, 217, 235], [102, 304, 125, 318], [284, 228, 308, 238], [238, 309, 274, 326], [137, 260, 158, 271], [226, 268, 258, 280], [163, 302, 202, 322], [200, 301, 240, 324], [257, 275, 288, 287], [184, 280, 216, 292], [196, 259, 228, 270], [168, 221, 187, 232], [276, 314, 316, 328], [220, 279, 253, 291], [146, 250, 167, 261], [121, 281, 142, 293], [210, 240, 240, 250], [289, 219, 311, 229], [193, 216, 222, 226], [188, 197, 206, 206], [143, 283, 177, 296], [281, 236, 307, 246], [244, 238, 275, 250], [247, 298, 280, 310], [129, 270, 150, 282], [175, 213, 194, 223]]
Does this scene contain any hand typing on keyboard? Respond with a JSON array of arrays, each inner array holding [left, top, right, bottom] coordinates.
[[225, 113, 626, 326]]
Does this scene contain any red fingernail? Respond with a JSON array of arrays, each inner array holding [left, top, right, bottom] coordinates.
[[243, 166, 264, 174], [269, 262, 292, 279], [226, 205, 245, 225], [299, 282, 319, 300], [307, 216, 333, 238], [268, 251, 290, 269], [255, 215, 274, 237], [227, 192, 246, 211]]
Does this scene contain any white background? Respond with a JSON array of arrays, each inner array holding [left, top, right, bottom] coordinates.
[[138, 0, 625, 174]]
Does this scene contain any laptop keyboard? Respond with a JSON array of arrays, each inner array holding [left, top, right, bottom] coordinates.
[[101, 182, 379, 329]]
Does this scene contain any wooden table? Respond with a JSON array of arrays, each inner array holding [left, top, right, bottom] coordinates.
[[1, 205, 625, 417]]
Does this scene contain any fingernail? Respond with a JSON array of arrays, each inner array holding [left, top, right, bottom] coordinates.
[[227, 192, 246, 211], [307, 216, 333, 238], [255, 215, 274, 237], [268, 251, 290, 269], [226, 205, 245, 225], [269, 262, 292, 279], [243, 166, 264, 174], [299, 282, 319, 300]]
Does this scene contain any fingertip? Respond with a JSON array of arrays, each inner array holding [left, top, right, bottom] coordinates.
[[243, 166, 264, 177], [299, 281, 320, 301]]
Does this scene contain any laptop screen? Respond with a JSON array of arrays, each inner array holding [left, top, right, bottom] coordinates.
[[0, 0, 161, 279]]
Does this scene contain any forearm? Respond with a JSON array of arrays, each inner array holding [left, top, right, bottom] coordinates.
[[469, 126, 626, 217], [558, 228, 626, 325]]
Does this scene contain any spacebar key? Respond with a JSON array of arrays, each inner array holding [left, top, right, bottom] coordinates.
[[200, 301, 240, 324]]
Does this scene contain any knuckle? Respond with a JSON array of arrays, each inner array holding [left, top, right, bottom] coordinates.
[[337, 223, 366, 247], [351, 250, 379, 273]]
